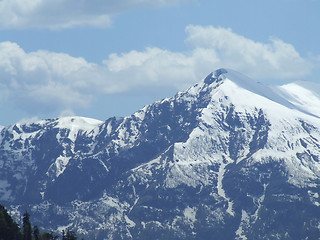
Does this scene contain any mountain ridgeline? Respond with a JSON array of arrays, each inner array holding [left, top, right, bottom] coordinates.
[[1, 69, 320, 239]]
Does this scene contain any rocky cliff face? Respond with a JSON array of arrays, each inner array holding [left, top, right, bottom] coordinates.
[[1, 69, 320, 239]]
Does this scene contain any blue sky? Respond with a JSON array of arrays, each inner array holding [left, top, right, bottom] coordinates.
[[0, 0, 320, 126]]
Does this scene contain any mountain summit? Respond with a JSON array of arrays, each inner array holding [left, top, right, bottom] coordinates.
[[1, 69, 320, 239]]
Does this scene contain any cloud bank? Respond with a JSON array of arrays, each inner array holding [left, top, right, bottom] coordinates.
[[0, 0, 185, 29], [0, 25, 314, 116]]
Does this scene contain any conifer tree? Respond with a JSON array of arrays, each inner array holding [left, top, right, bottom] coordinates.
[[0, 204, 22, 240], [62, 230, 66, 240], [33, 225, 40, 240], [39, 231, 59, 240], [65, 228, 77, 240], [22, 212, 32, 240], [0, 206, 82, 240]]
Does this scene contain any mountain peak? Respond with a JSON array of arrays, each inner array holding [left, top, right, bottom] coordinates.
[[204, 68, 228, 85], [207, 68, 265, 93], [200, 68, 306, 116]]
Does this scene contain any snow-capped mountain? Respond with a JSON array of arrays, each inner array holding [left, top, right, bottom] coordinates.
[[1, 69, 320, 239]]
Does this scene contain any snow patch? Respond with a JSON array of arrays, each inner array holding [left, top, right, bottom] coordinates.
[[183, 206, 197, 224], [55, 116, 103, 141], [125, 215, 136, 228], [235, 210, 249, 240], [217, 157, 235, 216], [57, 223, 73, 233], [55, 156, 71, 177], [46, 155, 71, 178]]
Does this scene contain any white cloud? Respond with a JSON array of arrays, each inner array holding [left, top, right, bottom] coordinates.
[[185, 25, 312, 80], [104, 48, 196, 90], [0, 41, 95, 113], [0, 0, 186, 29], [0, 25, 315, 117]]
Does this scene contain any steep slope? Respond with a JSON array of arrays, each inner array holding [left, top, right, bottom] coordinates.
[[1, 69, 320, 239]]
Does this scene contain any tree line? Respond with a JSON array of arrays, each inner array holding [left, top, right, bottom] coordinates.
[[0, 204, 82, 240]]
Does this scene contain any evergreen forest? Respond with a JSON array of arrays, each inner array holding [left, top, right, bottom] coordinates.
[[0, 205, 81, 240]]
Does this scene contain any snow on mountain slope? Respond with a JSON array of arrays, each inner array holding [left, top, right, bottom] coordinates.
[[56, 116, 103, 131], [275, 81, 320, 118], [0, 116, 102, 143], [216, 69, 296, 109], [205, 69, 320, 120], [55, 116, 103, 141], [0, 116, 103, 202]]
